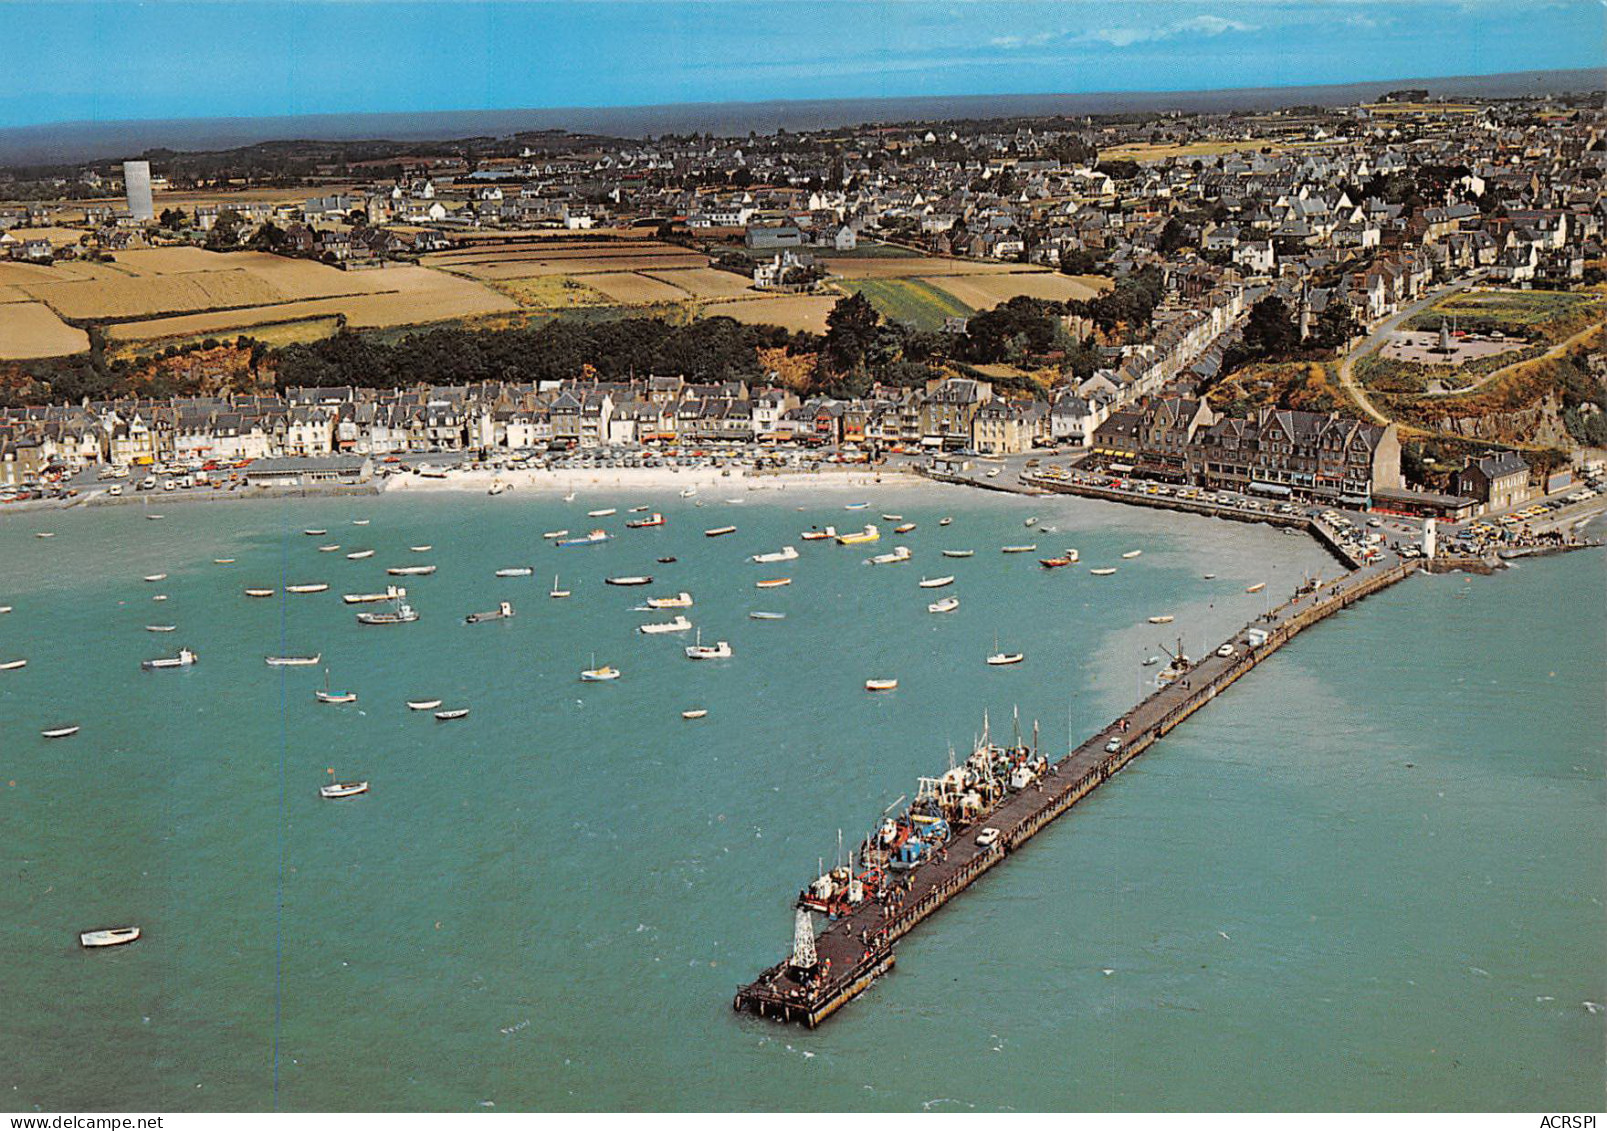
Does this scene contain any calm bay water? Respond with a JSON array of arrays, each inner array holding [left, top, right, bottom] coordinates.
[[1, 486, 1602, 1111]]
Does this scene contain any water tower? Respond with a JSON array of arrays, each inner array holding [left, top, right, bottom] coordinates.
[[123, 160, 154, 221]]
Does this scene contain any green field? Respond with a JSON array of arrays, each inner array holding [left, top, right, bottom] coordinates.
[[839, 277, 973, 331], [1405, 289, 1602, 341]]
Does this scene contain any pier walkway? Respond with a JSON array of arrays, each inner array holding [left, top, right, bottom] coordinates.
[[734, 552, 1415, 1027]]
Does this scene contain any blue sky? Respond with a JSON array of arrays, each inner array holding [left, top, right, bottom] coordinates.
[[0, 0, 1599, 128]]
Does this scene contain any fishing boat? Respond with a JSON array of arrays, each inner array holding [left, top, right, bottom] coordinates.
[[638, 614, 692, 634], [141, 648, 198, 671], [1246, 582, 1266, 594], [625, 512, 664, 528], [146, 625, 177, 632], [939, 517, 953, 527], [657, 556, 677, 564], [434, 707, 471, 720], [645, 591, 692, 609], [681, 708, 708, 719], [864, 678, 898, 692], [918, 575, 954, 589], [1024, 517, 1038, 528], [557, 530, 609, 548], [318, 544, 341, 552], [703, 525, 737, 538], [143, 573, 167, 583], [755, 578, 791, 588], [314, 670, 358, 704], [836, 524, 879, 545], [387, 565, 436, 576], [605, 575, 652, 587], [1122, 550, 1143, 560], [800, 526, 837, 541], [550, 575, 571, 599], [870, 545, 910, 565], [751, 545, 799, 563], [684, 631, 733, 660], [344, 584, 407, 605], [80, 927, 140, 948], [408, 698, 443, 711], [245, 587, 276, 597], [495, 567, 534, 578], [213, 558, 235, 565], [304, 529, 327, 536], [319, 780, 368, 799], [0, 659, 28, 670], [265, 654, 321, 666], [1148, 615, 1175, 625], [42, 725, 80, 738], [465, 601, 515, 624], [748, 611, 786, 620], [941, 549, 974, 559], [346, 550, 375, 560], [1001, 544, 1037, 554], [1065, 549, 1080, 563], [928, 596, 960, 614], [894, 522, 917, 534], [1039, 556, 1072, 568], [542, 530, 569, 541], [579, 659, 620, 682], [410, 545, 434, 552], [844, 502, 869, 511], [1090, 567, 1117, 576], [587, 508, 617, 518], [356, 599, 419, 625], [286, 583, 329, 594]]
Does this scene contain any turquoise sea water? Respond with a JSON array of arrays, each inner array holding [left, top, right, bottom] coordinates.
[[1, 488, 1602, 1112]]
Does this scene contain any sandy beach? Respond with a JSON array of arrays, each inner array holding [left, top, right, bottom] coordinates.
[[379, 462, 929, 496]]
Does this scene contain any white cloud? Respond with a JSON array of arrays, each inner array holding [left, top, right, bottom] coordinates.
[[1078, 14, 1259, 47]]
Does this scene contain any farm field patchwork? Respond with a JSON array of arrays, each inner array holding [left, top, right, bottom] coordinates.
[[923, 271, 1109, 308], [641, 267, 757, 299], [705, 294, 839, 334], [0, 301, 90, 359], [839, 277, 973, 331]]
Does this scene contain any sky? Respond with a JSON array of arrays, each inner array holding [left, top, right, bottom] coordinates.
[[0, 0, 1600, 129]]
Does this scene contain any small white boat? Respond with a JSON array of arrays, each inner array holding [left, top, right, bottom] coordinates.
[[214, 558, 235, 564], [681, 708, 707, 719], [265, 654, 321, 666], [881, 514, 903, 522], [151, 594, 168, 602], [685, 632, 733, 660], [550, 575, 571, 599], [387, 565, 436, 576], [352, 519, 370, 526], [557, 530, 609, 548], [1246, 582, 1267, 594], [844, 502, 869, 511], [704, 525, 737, 538], [1, 659, 29, 670], [1090, 567, 1117, 576], [315, 689, 358, 704], [1065, 549, 1080, 563], [542, 530, 569, 540], [1001, 544, 1037, 554], [986, 652, 1025, 666], [80, 927, 140, 948], [411, 545, 433, 553], [605, 575, 653, 587], [304, 529, 327, 536], [801, 526, 836, 540], [320, 780, 368, 799], [587, 508, 617, 518], [143, 573, 167, 582], [755, 578, 791, 589], [34, 532, 55, 539], [1122, 550, 1143, 560], [1203, 573, 1217, 580], [495, 567, 534, 578], [245, 587, 276, 597], [488, 480, 509, 496], [346, 550, 375, 560], [42, 725, 80, 738], [145, 514, 163, 521], [748, 611, 786, 620], [434, 708, 471, 721], [918, 576, 954, 589], [894, 523, 917, 535], [865, 678, 898, 692], [408, 699, 444, 711], [1024, 517, 1038, 528], [579, 664, 620, 682], [141, 648, 198, 671], [286, 583, 329, 594], [1148, 615, 1175, 625], [638, 614, 693, 634], [0, 605, 10, 613], [318, 544, 341, 553], [465, 601, 515, 624], [645, 592, 692, 609], [751, 546, 799, 564], [928, 596, 960, 614], [679, 488, 698, 498], [1142, 655, 1161, 667], [145, 624, 177, 632], [942, 549, 974, 559], [563, 490, 576, 502], [939, 517, 953, 526], [344, 585, 407, 605], [870, 546, 911, 565]]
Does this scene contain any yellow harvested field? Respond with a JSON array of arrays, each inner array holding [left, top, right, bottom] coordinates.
[[0, 283, 34, 303], [570, 272, 690, 305], [24, 269, 290, 320], [0, 302, 90, 359], [643, 268, 756, 299], [445, 255, 706, 280], [920, 272, 1111, 308], [110, 246, 240, 274], [706, 295, 838, 334], [2, 227, 88, 249], [490, 275, 611, 309], [817, 255, 1026, 279], [0, 259, 127, 285]]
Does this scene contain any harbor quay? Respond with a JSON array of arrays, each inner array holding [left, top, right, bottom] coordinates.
[[735, 553, 1416, 1027]]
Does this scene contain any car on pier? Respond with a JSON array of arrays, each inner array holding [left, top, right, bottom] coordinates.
[[1216, 643, 1237, 658], [1104, 737, 1122, 753], [975, 827, 1000, 848]]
